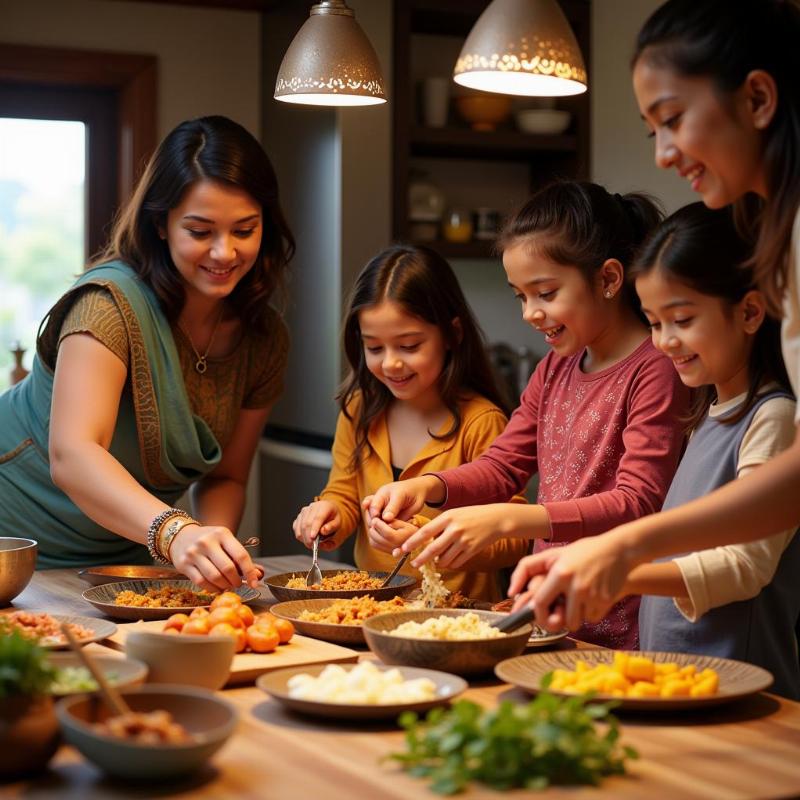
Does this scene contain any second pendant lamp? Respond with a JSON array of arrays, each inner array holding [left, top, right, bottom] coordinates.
[[454, 0, 587, 97]]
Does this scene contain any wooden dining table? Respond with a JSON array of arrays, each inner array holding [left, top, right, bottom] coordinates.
[[5, 554, 800, 800]]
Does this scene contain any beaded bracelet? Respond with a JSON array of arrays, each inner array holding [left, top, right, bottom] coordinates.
[[147, 508, 194, 565], [159, 516, 198, 563]]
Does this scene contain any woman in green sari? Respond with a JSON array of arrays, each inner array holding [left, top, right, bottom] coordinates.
[[0, 116, 294, 592]]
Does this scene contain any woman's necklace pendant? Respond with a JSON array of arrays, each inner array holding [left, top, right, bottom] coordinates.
[[195, 356, 208, 374]]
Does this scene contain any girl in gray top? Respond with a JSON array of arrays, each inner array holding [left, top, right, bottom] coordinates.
[[629, 203, 799, 699]]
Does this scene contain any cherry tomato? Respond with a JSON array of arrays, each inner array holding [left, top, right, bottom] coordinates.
[[189, 606, 209, 619], [236, 604, 255, 628], [181, 618, 209, 635], [272, 618, 295, 644], [246, 624, 279, 653], [207, 607, 244, 629], [210, 591, 243, 610], [163, 612, 190, 632]]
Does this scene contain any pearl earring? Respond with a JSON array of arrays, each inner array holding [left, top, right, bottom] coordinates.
[[604, 290, 613, 299]]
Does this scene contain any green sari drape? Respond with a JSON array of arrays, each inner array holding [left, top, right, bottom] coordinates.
[[0, 261, 221, 568]]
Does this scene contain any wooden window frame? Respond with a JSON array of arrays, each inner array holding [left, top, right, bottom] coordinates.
[[0, 42, 157, 206]]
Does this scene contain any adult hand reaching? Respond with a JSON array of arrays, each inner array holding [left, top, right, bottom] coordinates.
[[508, 529, 636, 632], [169, 524, 260, 592], [367, 517, 419, 554]]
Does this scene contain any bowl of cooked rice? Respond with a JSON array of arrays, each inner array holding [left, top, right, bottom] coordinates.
[[263, 569, 416, 603], [362, 609, 532, 676]]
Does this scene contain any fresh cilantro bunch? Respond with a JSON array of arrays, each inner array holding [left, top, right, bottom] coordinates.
[[0, 629, 56, 698], [388, 689, 637, 794]]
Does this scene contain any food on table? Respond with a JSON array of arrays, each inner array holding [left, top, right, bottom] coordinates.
[[389, 695, 636, 793], [50, 666, 119, 694], [388, 612, 507, 641], [114, 586, 216, 608], [93, 710, 192, 744], [417, 561, 450, 608], [285, 571, 384, 591], [162, 597, 293, 654], [297, 595, 407, 625], [546, 652, 720, 698], [287, 661, 437, 704], [0, 611, 94, 646]]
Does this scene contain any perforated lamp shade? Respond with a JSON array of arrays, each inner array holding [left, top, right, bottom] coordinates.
[[454, 0, 587, 97], [274, 1, 387, 107]]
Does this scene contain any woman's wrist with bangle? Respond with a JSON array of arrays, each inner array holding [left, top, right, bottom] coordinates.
[[147, 508, 198, 565], [160, 517, 199, 563]]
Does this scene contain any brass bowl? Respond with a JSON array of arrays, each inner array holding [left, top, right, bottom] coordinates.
[[0, 537, 37, 606], [363, 608, 531, 677], [264, 569, 416, 603], [455, 94, 512, 131]]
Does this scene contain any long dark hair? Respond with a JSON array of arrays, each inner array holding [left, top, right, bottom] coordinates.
[[496, 180, 663, 322], [632, 0, 800, 317], [631, 202, 792, 431], [94, 115, 295, 334], [339, 244, 509, 471]]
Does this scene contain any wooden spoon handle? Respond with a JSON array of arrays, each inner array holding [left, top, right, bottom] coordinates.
[[60, 622, 131, 718]]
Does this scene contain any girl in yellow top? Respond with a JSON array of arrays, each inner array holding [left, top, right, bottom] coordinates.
[[293, 244, 527, 600]]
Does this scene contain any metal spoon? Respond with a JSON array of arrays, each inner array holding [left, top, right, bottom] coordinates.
[[380, 553, 409, 588], [491, 595, 566, 633], [306, 535, 323, 587]]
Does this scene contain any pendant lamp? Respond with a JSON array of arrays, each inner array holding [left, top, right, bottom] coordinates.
[[454, 0, 587, 97], [274, 1, 387, 107]]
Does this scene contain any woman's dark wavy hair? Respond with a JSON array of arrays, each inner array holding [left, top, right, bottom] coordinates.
[[632, 0, 800, 318], [496, 180, 663, 322], [93, 115, 295, 333], [339, 244, 509, 472], [630, 202, 792, 432]]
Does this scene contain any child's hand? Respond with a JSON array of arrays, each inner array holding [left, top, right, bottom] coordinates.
[[292, 500, 340, 551], [400, 505, 505, 569], [363, 475, 445, 523], [367, 517, 418, 554]]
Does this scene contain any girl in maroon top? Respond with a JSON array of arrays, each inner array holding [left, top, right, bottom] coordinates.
[[365, 181, 690, 648]]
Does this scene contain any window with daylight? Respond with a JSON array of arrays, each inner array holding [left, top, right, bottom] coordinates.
[[0, 118, 86, 392]]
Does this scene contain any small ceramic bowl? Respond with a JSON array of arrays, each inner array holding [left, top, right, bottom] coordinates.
[[125, 630, 235, 691], [515, 108, 571, 135], [47, 653, 148, 696], [56, 685, 238, 780], [363, 608, 531, 676], [455, 94, 512, 131]]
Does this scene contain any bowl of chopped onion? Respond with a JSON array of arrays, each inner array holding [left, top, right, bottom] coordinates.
[[363, 608, 532, 676], [56, 685, 237, 779], [47, 653, 148, 696]]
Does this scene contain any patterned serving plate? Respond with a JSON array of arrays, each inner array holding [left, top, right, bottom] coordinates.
[[257, 662, 468, 720], [264, 569, 416, 603], [0, 610, 117, 649], [81, 580, 259, 621], [495, 649, 774, 710]]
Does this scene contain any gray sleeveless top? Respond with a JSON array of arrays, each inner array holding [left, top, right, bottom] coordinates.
[[639, 392, 800, 700]]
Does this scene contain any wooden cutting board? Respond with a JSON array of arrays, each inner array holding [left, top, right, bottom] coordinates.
[[103, 620, 360, 686]]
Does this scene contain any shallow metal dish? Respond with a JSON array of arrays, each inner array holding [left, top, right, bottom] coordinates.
[[77, 565, 187, 586]]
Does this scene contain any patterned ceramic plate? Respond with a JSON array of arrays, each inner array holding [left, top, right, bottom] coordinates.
[[264, 570, 416, 603], [526, 627, 570, 647], [495, 649, 774, 710], [270, 599, 369, 646], [0, 611, 117, 649], [81, 580, 259, 621], [257, 662, 468, 720]]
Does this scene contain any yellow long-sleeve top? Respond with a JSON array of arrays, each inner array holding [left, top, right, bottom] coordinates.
[[320, 393, 529, 601]]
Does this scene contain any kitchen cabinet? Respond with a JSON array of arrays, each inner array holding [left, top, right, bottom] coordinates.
[[392, 0, 591, 259]]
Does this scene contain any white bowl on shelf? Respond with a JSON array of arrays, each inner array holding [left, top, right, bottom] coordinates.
[[515, 109, 571, 135]]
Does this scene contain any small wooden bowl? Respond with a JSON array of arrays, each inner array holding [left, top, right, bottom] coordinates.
[[363, 608, 531, 677], [264, 570, 416, 603], [270, 599, 378, 645]]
